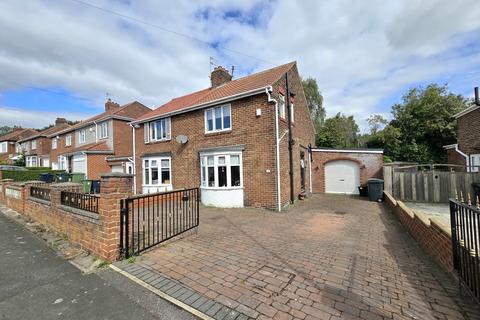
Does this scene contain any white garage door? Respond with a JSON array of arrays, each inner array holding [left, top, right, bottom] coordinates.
[[325, 160, 360, 195], [72, 155, 87, 174]]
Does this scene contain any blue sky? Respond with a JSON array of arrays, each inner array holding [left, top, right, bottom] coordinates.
[[0, 0, 479, 130]]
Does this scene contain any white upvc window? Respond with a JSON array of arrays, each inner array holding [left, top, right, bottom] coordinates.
[[147, 118, 171, 142], [200, 153, 242, 188], [58, 156, 67, 170], [31, 139, 37, 150], [471, 154, 480, 173], [52, 138, 57, 149], [99, 121, 108, 139], [78, 130, 86, 144], [0, 142, 7, 153], [205, 105, 231, 133], [279, 94, 286, 119], [26, 156, 38, 167], [143, 157, 171, 186], [66, 134, 72, 146]]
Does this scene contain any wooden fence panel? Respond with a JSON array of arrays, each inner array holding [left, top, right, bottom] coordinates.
[[391, 171, 480, 203]]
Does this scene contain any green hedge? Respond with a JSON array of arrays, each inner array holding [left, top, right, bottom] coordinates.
[[1, 169, 66, 182]]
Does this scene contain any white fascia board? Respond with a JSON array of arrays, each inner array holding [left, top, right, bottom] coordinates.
[[311, 148, 383, 154]]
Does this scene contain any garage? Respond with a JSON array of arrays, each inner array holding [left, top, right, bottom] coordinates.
[[325, 160, 360, 194], [311, 147, 384, 194], [72, 154, 87, 174]]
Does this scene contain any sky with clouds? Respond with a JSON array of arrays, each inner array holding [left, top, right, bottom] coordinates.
[[0, 0, 479, 131]]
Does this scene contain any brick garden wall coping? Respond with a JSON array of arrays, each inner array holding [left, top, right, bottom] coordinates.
[[384, 191, 454, 272], [0, 175, 134, 262]]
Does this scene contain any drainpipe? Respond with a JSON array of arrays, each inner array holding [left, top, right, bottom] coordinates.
[[130, 123, 137, 194], [308, 144, 312, 193], [266, 87, 282, 212], [285, 73, 295, 204], [455, 144, 470, 172], [94, 121, 98, 143]]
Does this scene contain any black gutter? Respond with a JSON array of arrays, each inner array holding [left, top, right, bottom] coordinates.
[[285, 72, 295, 204]]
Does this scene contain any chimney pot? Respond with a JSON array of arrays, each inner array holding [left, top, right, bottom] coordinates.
[[211, 66, 232, 88], [105, 99, 120, 111]]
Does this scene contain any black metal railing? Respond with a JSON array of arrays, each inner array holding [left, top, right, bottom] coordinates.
[[450, 198, 480, 303], [61, 191, 99, 214], [120, 188, 199, 258], [30, 186, 51, 202]]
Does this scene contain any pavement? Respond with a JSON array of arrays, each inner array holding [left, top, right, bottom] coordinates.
[[0, 211, 196, 320], [117, 194, 480, 320], [403, 202, 450, 225]]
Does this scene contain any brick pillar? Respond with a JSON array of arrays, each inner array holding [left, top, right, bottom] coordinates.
[[0, 179, 13, 204], [98, 173, 134, 262]]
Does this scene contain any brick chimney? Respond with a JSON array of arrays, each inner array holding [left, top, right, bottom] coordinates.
[[211, 66, 232, 88], [55, 118, 68, 126], [105, 98, 120, 112]]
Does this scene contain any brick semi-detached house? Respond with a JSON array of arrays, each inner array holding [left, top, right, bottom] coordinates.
[[445, 87, 480, 172], [17, 118, 71, 168], [131, 62, 316, 210], [0, 128, 38, 164], [49, 100, 151, 179]]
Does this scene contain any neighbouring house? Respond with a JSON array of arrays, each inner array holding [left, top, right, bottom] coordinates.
[[49, 100, 151, 179], [17, 118, 71, 168], [0, 128, 38, 164], [445, 87, 480, 172], [311, 147, 384, 194], [130, 62, 316, 210]]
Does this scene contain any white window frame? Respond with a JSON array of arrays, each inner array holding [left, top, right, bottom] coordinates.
[[147, 118, 171, 142], [58, 156, 67, 170], [66, 134, 72, 146], [290, 102, 295, 123], [78, 130, 86, 144], [31, 139, 37, 150], [471, 154, 480, 173], [200, 152, 243, 189], [142, 157, 172, 186], [26, 156, 38, 167], [279, 94, 286, 119], [99, 121, 109, 139], [52, 138, 57, 149], [0, 141, 7, 153], [205, 104, 232, 133]]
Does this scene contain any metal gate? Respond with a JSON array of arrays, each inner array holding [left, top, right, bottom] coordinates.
[[450, 198, 480, 302], [120, 188, 199, 258]]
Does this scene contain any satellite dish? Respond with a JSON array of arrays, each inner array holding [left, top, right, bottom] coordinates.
[[176, 135, 188, 144]]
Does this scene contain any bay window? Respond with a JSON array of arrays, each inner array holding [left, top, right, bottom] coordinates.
[[143, 157, 171, 186], [200, 153, 242, 188], [58, 156, 67, 170], [26, 156, 38, 167], [205, 105, 231, 133]]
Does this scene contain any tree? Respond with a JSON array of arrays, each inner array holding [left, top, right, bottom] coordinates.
[[316, 113, 359, 148], [384, 84, 466, 163], [0, 126, 13, 136], [366, 114, 387, 135], [302, 77, 325, 128]]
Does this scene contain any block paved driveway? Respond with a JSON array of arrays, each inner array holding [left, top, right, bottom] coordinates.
[[120, 194, 480, 320]]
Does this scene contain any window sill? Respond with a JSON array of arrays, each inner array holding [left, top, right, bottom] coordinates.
[[145, 139, 172, 145], [200, 186, 243, 191], [142, 184, 172, 187], [204, 129, 232, 136]]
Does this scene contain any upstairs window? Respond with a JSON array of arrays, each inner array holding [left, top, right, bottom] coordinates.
[[278, 94, 286, 119], [66, 134, 72, 146], [0, 142, 7, 153], [146, 118, 171, 142], [31, 140, 37, 150], [99, 122, 108, 139], [52, 138, 57, 149], [205, 105, 231, 133], [78, 130, 86, 144]]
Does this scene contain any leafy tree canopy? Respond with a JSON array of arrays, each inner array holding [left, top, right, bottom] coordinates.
[[316, 112, 359, 148], [302, 77, 325, 129]]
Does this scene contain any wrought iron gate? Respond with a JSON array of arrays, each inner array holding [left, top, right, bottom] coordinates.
[[120, 188, 199, 258], [450, 198, 480, 302]]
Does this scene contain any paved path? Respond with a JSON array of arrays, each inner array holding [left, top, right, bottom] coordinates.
[[119, 194, 480, 320], [0, 212, 196, 320]]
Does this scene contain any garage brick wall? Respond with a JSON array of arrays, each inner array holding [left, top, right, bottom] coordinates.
[[311, 150, 383, 193]]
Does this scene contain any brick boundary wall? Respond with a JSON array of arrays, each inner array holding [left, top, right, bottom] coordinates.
[[384, 191, 454, 272], [0, 174, 133, 262]]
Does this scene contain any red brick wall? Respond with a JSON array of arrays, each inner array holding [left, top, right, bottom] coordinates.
[[311, 151, 383, 193], [134, 94, 278, 209], [87, 154, 112, 180], [384, 192, 453, 272], [271, 64, 316, 206], [457, 108, 480, 155], [112, 119, 133, 158], [0, 142, 16, 163], [446, 149, 466, 168], [50, 132, 76, 165]]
